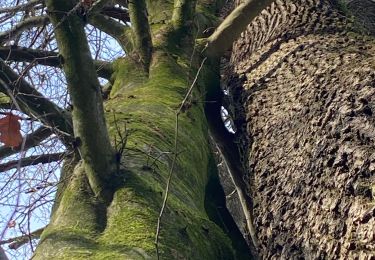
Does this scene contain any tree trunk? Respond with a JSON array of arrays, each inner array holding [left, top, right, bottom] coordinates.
[[32, 1, 250, 259], [225, 0, 375, 258]]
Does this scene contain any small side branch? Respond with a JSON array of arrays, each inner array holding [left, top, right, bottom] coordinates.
[[205, 0, 274, 57], [0, 16, 49, 44], [128, 0, 152, 70]]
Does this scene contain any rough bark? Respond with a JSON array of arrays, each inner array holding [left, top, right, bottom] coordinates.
[[224, 0, 375, 258]]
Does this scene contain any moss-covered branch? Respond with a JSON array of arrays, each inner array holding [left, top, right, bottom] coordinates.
[[0, 59, 73, 137], [172, 0, 197, 31], [46, 0, 116, 199], [128, 0, 152, 70], [205, 0, 274, 57]]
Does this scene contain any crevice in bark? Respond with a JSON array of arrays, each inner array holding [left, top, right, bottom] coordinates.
[[204, 153, 254, 259], [223, 0, 375, 258]]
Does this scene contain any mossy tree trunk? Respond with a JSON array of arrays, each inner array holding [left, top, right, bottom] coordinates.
[[224, 0, 375, 258], [31, 0, 256, 259]]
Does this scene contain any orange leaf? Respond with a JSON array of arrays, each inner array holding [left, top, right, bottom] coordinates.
[[0, 113, 22, 148]]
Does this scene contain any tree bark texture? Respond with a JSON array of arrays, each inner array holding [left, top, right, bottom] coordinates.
[[225, 0, 375, 258]]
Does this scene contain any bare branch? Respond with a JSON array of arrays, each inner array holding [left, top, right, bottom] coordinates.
[[0, 16, 49, 44], [128, 0, 152, 69], [0, 59, 73, 137], [0, 46, 113, 79], [0, 126, 53, 160], [0, 0, 44, 14], [0, 153, 64, 172], [205, 0, 274, 57]]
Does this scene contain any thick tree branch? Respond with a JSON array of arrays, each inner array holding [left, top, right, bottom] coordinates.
[[172, 0, 197, 31], [0, 59, 73, 137], [128, 0, 152, 69], [0, 46, 113, 79], [101, 6, 129, 23], [86, 0, 113, 14], [205, 0, 274, 57], [0, 126, 53, 160], [114, 0, 128, 8], [0, 152, 65, 172], [46, 0, 116, 199], [0, 16, 49, 44], [88, 14, 132, 52]]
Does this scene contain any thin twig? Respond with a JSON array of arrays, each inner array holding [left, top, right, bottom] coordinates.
[[155, 57, 207, 259]]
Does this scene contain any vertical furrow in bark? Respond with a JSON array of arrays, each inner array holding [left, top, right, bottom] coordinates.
[[225, 0, 375, 258]]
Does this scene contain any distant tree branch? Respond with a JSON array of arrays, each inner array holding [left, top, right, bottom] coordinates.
[[0, 152, 65, 172], [204, 0, 274, 57], [0, 0, 44, 14], [0, 16, 49, 44], [0, 59, 73, 137], [128, 0, 152, 69], [0, 46, 113, 79], [0, 226, 45, 250], [0, 126, 54, 160]]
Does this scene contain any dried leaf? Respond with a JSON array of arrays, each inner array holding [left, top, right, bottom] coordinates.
[[0, 113, 22, 148]]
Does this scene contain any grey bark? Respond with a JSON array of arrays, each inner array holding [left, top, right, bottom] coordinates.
[[223, 0, 375, 258]]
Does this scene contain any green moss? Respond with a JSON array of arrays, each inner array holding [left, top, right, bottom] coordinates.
[[35, 45, 236, 259], [110, 58, 148, 97], [146, 0, 174, 25], [0, 93, 9, 104]]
